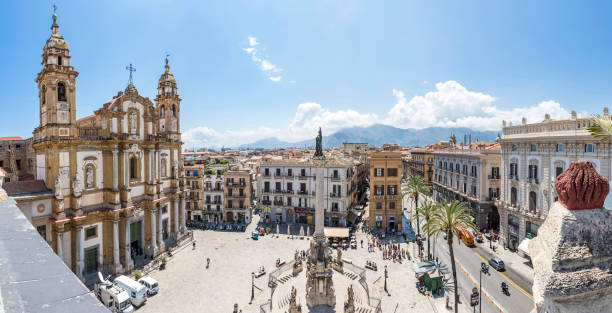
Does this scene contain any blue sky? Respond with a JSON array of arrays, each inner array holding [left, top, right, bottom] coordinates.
[[2, 1, 612, 147]]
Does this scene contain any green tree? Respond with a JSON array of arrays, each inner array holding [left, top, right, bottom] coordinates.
[[585, 115, 612, 141], [416, 200, 439, 260], [423, 200, 477, 313], [401, 175, 430, 236]]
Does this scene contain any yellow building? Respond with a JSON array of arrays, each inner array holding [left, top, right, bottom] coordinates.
[[8, 13, 187, 283], [223, 170, 252, 224], [184, 164, 204, 221], [367, 151, 403, 233]]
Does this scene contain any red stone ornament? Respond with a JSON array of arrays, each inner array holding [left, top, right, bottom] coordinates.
[[555, 161, 610, 210]]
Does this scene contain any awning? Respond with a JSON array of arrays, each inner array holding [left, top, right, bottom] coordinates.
[[346, 212, 358, 224], [324, 227, 349, 238], [518, 238, 531, 256]]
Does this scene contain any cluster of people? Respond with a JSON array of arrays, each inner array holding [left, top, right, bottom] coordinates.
[[366, 235, 408, 263]]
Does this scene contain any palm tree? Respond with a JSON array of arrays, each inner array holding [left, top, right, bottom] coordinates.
[[423, 200, 477, 313], [401, 175, 430, 236], [585, 115, 612, 141], [416, 200, 439, 260]]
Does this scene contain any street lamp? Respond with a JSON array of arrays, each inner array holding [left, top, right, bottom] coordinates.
[[479, 262, 486, 313], [249, 272, 254, 304]]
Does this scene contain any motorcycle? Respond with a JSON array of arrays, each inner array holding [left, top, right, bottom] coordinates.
[[501, 282, 509, 296], [481, 264, 489, 275]]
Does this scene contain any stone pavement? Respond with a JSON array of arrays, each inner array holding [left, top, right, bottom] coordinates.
[[136, 215, 435, 313]]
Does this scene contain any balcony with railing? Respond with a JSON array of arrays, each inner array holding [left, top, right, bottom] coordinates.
[[329, 193, 341, 198], [488, 174, 500, 180], [330, 176, 341, 182], [297, 190, 309, 195], [78, 127, 101, 139], [372, 194, 384, 200], [528, 177, 539, 184], [508, 174, 519, 180], [386, 195, 398, 200], [261, 200, 271, 205], [273, 200, 284, 206], [226, 181, 246, 187]]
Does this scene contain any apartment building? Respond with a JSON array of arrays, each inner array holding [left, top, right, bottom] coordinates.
[[258, 158, 364, 227], [0, 137, 35, 182], [367, 151, 403, 232], [408, 148, 434, 186], [184, 165, 204, 221], [432, 145, 501, 230], [202, 175, 224, 223], [497, 110, 612, 251], [223, 170, 252, 224]]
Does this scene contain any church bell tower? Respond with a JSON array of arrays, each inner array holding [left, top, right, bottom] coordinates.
[[155, 57, 181, 141], [34, 10, 79, 139]]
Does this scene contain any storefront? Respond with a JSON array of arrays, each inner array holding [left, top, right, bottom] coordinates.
[[388, 216, 396, 230], [525, 221, 539, 239], [507, 215, 520, 250], [296, 208, 314, 224], [375, 216, 383, 229], [331, 213, 340, 227]]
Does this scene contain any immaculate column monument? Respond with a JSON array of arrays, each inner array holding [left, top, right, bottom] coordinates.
[[305, 128, 336, 308]]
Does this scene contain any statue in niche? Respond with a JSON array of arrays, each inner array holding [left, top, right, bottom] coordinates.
[[85, 166, 94, 188], [54, 176, 63, 199], [72, 175, 83, 198], [129, 112, 137, 134]]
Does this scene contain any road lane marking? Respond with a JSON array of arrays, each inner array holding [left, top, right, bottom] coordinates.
[[455, 258, 503, 313], [472, 251, 533, 299]]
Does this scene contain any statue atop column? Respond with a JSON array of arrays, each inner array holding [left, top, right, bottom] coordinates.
[[314, 127, 324, 159]]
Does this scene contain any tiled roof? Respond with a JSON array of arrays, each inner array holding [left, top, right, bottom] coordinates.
[[3, 180, 51, 196], [0, 136, 24, 141], [75, 114, 95, 123]]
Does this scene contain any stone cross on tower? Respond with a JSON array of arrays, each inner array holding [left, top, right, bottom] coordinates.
[[125, 63, 136, 85]]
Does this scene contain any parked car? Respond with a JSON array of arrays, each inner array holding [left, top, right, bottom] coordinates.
[[488, 257, 505, 271], [138, 277, 159, 296], [251, 231, 259, 240], [114, 275, 147, 307]]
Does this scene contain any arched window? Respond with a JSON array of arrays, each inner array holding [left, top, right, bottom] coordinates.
[[130, 157, 138, 180], [510, 187, 517, 205], [160, 106, 165, 117], [57, 82, 66, 101], [529, 191, 537, 212], [42, 86, 46, 104], [172, 105, 176, 117]]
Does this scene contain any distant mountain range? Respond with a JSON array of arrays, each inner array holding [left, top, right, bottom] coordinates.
[[237, 124, 499, 149]]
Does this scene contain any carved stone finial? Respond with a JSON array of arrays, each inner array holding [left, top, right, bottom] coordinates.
[[522, 117, 527, 125], [571, 110, 577, 119], [555, 161, 609, 210]]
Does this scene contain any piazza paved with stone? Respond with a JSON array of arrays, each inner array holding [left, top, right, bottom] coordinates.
[[137, 214, 433, 313]]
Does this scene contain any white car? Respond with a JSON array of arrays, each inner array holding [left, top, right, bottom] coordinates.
[[138, 277, 159, 296]]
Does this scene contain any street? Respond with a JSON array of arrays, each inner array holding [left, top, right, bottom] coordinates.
[[403, 195, 534, 313]]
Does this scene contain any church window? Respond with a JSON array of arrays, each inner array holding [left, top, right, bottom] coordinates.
[[130, 157, 138, 180], [160, 106, 165, 117], [57, 82, 67, 101], [57, 56, 62, 66], [172, 105, 176, 117], [42, 86, 46, 104]]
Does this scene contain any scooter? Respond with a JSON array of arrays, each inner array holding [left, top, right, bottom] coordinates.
[[501, 282, 510, 296]]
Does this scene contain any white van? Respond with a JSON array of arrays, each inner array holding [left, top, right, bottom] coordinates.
[[138, 277, 159, 296], [94, 273, 134, 313], [114, 275, 147, 307]]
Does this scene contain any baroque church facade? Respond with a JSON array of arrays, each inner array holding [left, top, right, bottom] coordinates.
[[19, 13, 187, 280]]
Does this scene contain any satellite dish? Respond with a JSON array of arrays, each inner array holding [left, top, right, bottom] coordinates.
[[98, 272, 104, 283]]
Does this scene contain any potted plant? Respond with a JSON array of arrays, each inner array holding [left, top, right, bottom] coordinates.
[[133, 269, 142, 280]]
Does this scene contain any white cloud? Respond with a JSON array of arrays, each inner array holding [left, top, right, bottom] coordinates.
[[244, 36, 284, 82], [183, 80, 575, 148], [386, 80, 570, 130], [248, 36, 259, 47]]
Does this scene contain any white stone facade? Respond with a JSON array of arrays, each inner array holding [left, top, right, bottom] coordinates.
[[497, 110, 612, 250]]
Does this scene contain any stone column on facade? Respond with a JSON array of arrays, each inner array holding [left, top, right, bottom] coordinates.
[[123, 149, 130, 188], [124, 220, 133, 271], [180, 196, 186, 233], [173, 199, 179, 238], [150, 209, 158, 257], [76, 227, 84, 280], [113, 220, 123, 273], [156, 150, 161, 183], [112, 149, 119, 190], [149, 149, 155, 184], [57, 231, 64, 262], [157, 207, 165, 251]]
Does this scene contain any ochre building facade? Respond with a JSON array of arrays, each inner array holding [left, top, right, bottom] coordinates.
[[12, 14, 187, 282]]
